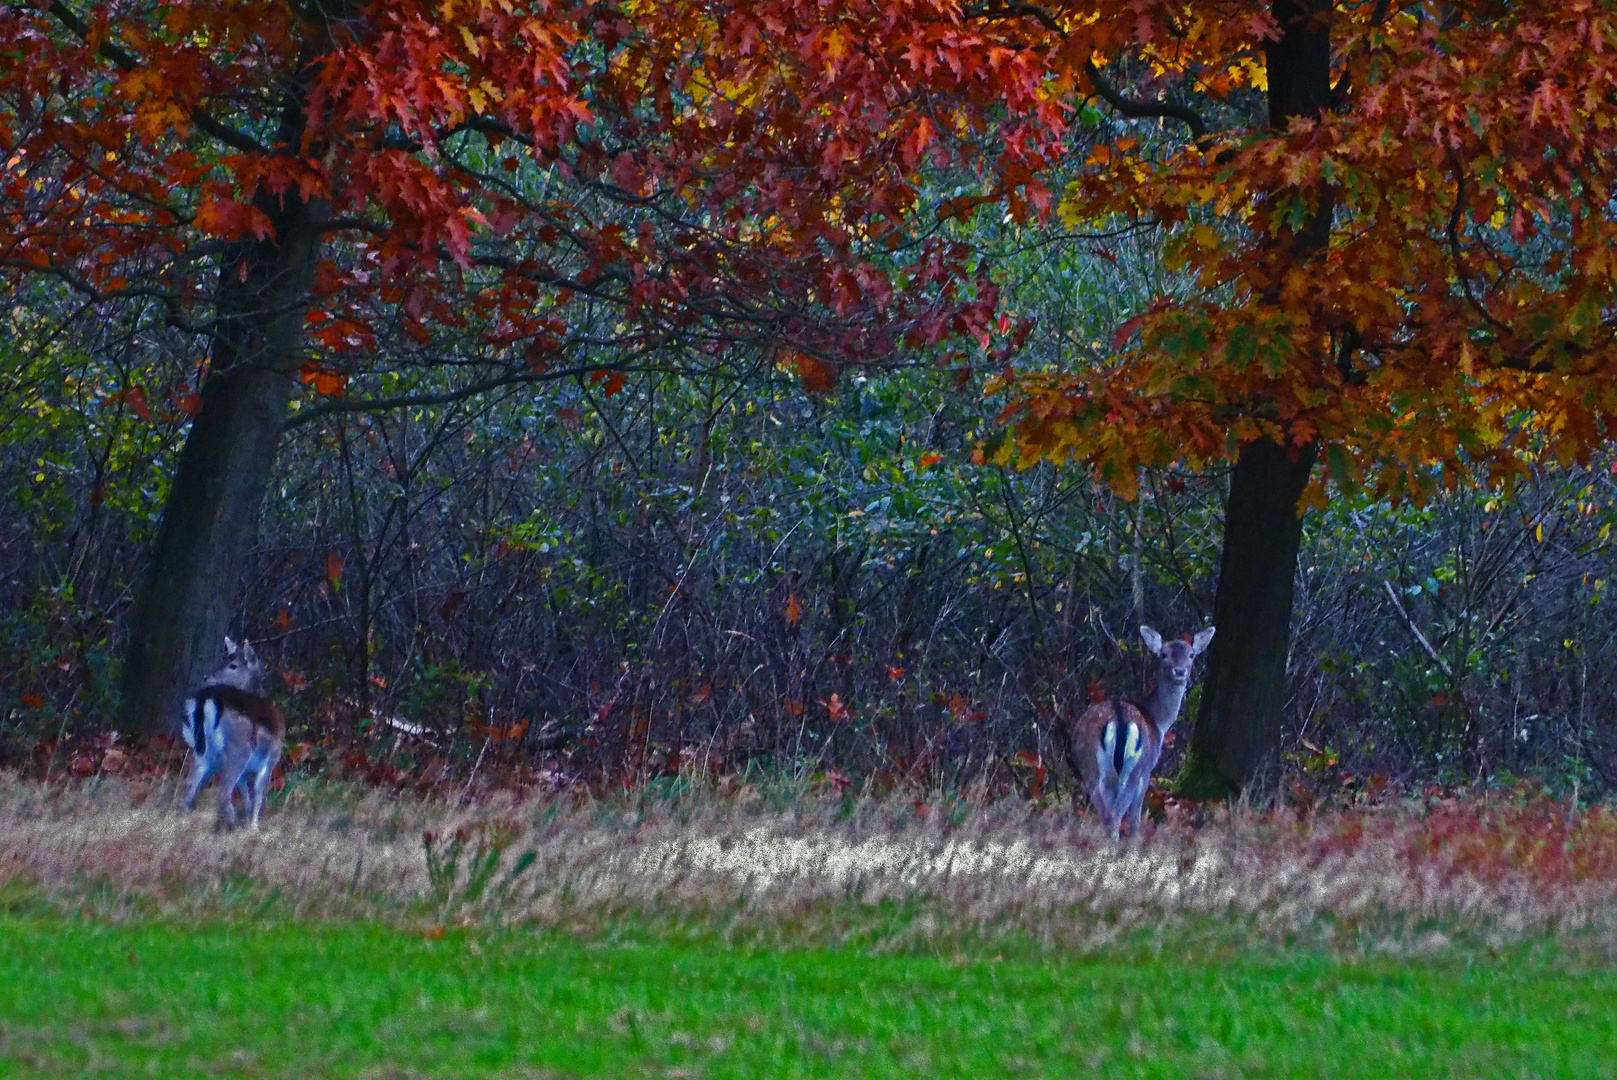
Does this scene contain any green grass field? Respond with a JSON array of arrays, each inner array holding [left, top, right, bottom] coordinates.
[[2, 916, 1613, 1080]]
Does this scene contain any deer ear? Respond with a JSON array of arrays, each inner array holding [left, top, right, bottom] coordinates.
[[1191, 626, 1216, 655], [1139, 625, 1163, 654], [241, 640, 258, 663], [224, 636, 237, 656]]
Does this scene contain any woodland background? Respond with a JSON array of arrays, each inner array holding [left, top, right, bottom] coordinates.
[[4, 231, 1615, 800], [3, 1, 1617, 805]]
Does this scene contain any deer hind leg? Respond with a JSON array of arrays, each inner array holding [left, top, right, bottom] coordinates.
[[1121, 781, 1146, 837], [1087, 781, 1123, 840], [215, 739, 253, 829], [243, 746, 279, 829], [182, 751, 214, 810]]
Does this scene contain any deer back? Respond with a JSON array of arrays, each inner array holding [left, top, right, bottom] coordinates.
[[1066, 698, 1163, 787], [189, 685, 285, 751]]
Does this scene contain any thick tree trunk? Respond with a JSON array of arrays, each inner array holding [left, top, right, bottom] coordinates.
[[1181, 439, 1317, 797], [118, 193, 322, 733], [1178, 0, 1332, 799]]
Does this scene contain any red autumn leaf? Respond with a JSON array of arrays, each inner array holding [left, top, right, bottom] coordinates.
[[1086, 679, 1107, 705], [20, 693, 44, 709], [783, 593, 801, 629], [944, 693, 987, 724], [823, 693, 851, 724], [107, 386, 152, 421], [193, 195, 273, 240], [788, 352, 839, 394], [175, 392, 203, 418], [326, 551, 344, 588], [1111, 314, 1148, 352], [886, 665, 905, 682]]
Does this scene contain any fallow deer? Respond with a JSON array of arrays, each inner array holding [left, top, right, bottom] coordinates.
[[180, 638, 285, 829], [1065, 625, 1215, 839]]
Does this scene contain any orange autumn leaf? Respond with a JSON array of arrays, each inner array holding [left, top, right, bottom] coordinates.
[[783, 592, 801, 629], [299, 363, 347, 398]]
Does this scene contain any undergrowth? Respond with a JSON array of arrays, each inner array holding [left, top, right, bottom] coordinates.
[[1, 771, 1613, 962]]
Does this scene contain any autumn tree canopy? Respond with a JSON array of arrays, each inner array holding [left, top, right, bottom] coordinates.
[[0, 0, 1065, 729], [951, 0, 1617, 795], [995, 0, 1617, 499], [6, 0, 1614, 797]]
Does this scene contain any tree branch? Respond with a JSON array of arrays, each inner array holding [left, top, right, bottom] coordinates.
[[962, 2, 1063, 34], [281, 364, 606, 431], [1380, 579, 1454, 680], [1084, 60, 1207, 141]]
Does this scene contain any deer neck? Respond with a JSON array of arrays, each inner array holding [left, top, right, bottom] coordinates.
[[1139, 677, 1189, 734]]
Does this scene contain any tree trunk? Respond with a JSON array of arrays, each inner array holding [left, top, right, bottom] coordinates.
[[1177, 0, 1332, 799], [118, 192, 323, 733], [1181, 438, 1317, 797]]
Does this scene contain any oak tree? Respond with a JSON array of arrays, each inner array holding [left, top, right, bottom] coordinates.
[[0, 0, 1052, 730], [978, 1, 1617, 795]]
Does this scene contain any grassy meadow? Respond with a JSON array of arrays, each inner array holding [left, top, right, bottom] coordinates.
[[2, 773, 1615, 1078]]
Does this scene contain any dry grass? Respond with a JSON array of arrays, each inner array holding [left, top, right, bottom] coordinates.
[[3, 771, 1615, 958]]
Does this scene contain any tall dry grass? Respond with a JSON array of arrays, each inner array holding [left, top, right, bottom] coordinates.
[[2, 772, 1614, 958]]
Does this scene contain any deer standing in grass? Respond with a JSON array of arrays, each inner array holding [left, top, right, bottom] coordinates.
[[1065, 625, 1215, 839], [180, 638, 285, 829]]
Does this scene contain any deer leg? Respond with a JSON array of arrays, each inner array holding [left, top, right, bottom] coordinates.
[[1090, 782, 1123, 841], [246, 752, 277, 829], [182, 752, 214, 810], [1123, 786, 1146, 837], [216, 744, 252, 829]]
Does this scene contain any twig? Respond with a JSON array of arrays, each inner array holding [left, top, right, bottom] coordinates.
[[1379, 579, 1454, 679], [460, 737, 491, 805]]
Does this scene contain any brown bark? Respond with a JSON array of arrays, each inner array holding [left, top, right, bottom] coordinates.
[[1179, 0, 1333, 798], [118, 188, 323, 733], [1183, 439, 1318, 796]]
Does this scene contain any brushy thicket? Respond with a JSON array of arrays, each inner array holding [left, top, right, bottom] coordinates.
[[4, 217, 1617, 804], [3, 775, 1614, 960]]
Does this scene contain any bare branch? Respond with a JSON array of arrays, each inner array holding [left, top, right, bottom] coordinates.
[[1084, 61, 1207, 141], [962, 2, 1063, 34], [281, 363, 608, 432]]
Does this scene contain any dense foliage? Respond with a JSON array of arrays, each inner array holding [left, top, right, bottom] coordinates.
[[3, 316, 1615, 795], [3, 1, 1616, 801]]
